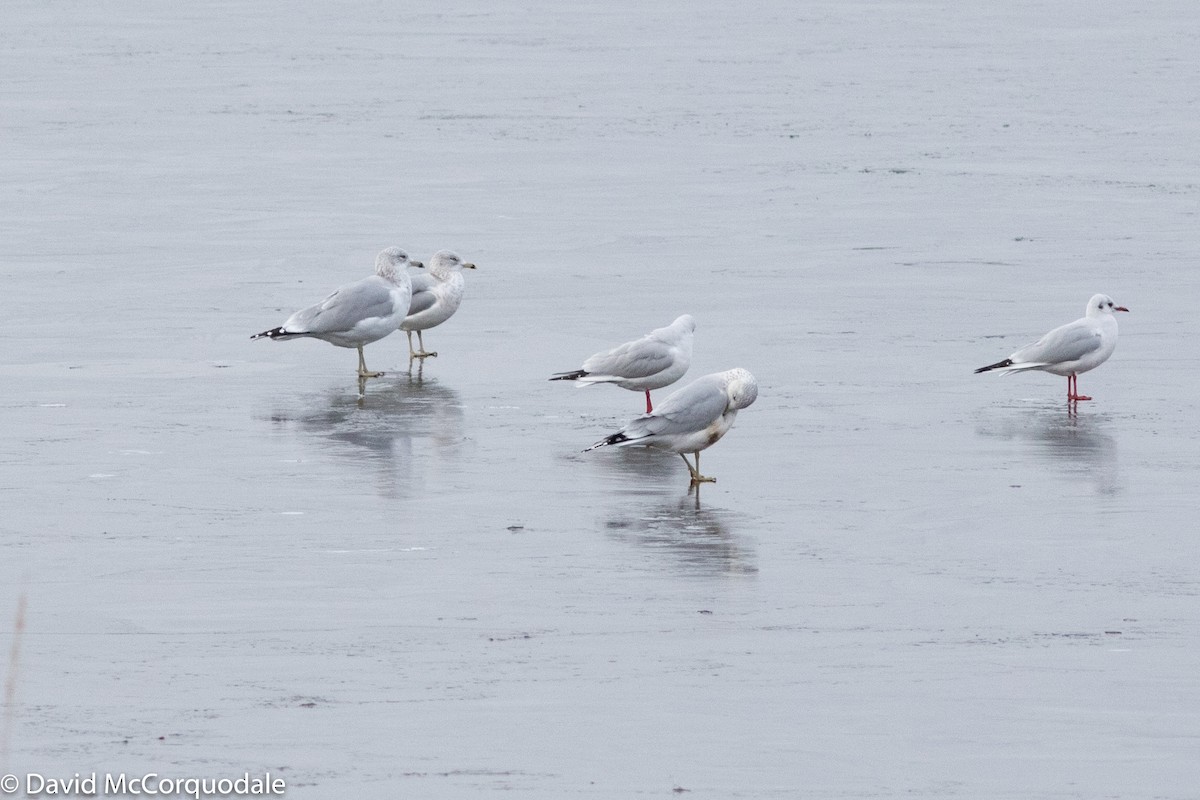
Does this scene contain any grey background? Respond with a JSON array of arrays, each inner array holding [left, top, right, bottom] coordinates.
[[2, 1, 1198, 797]]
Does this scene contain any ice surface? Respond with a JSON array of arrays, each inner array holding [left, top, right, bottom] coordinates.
[[2, 1, 1200, 797]]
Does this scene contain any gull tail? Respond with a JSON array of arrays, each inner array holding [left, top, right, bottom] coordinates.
[[251, 326, 305, 341], [573, 374, 622, 387], [996, 362, 1049, 376], [549, 369, 588, 382], [584, 431, 630, 452], [974, 358, 1013, 374]]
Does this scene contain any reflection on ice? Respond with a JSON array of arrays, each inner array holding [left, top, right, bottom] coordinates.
[[604, 496, 756, 577], [977, 404, 1120, 495], [262, 371, 466, 497], [601, 445, 681, 490], [592, 444, 728, 494]]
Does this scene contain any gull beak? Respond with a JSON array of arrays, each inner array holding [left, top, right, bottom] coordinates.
[[464, 262, 477, 270], [411, 260, 425, 269], [1115, 306, 1129, 312]]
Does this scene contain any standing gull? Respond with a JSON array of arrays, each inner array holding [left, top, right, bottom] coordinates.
[[585, 368, 759, 485], [252, 247, 418, 378], [401, 250, 477, 359], [975, 293, 1129, 401], [550, 315, 695, 413]]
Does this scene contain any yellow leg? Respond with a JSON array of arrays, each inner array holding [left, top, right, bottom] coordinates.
[[357, 345, 384, 378], [680, 452, 716, 485], [407, 330, 436, 359]]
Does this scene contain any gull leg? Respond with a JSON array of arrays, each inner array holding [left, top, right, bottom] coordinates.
[[410, 330, 437, 359], [645, 391, 653, 414], [419, 331, 437, 358], [357, 345, 384, 378], [681, 452, 715, 485], [679, 453, 697, 479], [1067, 373, 1091, 402]]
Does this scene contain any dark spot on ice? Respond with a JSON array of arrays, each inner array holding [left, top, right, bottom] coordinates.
[[698, 610, 712, 615]]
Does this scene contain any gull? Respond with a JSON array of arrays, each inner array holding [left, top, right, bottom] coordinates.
[[975, 293, 1129, 401], [401, 250, 477, 359], [252, 247, 418, 378], [585, 368, 759, 485], [550, 315, 695, 413]]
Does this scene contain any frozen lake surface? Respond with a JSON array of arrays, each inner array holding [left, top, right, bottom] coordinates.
[[3, 1, 1200, 797]]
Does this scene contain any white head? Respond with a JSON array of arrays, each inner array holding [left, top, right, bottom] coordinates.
[[724, 368, 759, 411], [375, 247, 413, 280], [1085, 293, 1129, 318], [672, 314, 696, 333], [425, 250, 477, 278]]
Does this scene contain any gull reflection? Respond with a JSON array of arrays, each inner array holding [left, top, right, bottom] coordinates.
[[604, 496, 757, 577], [263, 371, 465, 498], [976, 404, 1120, 495], [595, 445, 685, 494], [589, 444, 753, 501]]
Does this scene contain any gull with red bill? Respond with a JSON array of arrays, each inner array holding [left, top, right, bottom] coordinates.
[[975, 293, 1129, 402]]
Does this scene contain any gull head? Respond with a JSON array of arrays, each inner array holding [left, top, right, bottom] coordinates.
[[1086, 293, 1129, 318], [376, 247, 412, 280], [428, 250, 477, 277], [724, 368, 759, 411], [673, 314, 697, 333]]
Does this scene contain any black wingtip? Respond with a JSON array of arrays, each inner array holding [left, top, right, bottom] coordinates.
[[583, 431, 629, 452], [549, 370, 588, 382], [974, 358, 1013, 374], [251, 326, 292, 341]]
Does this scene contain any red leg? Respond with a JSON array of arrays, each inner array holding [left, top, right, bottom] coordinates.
[[645, 390, 653, 413], [1067, 374, 1092, 402]]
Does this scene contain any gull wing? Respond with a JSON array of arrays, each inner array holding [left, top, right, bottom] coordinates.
[[286, 276, 397, 335], [626, 374, 729, 439], [582, 335, 675, 380], [1013, 320, 1102, 366]]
